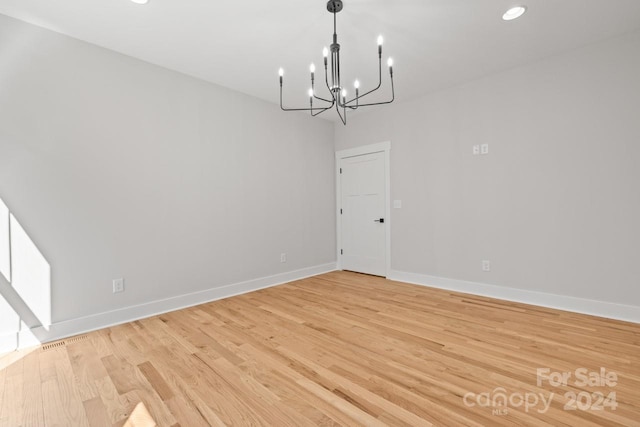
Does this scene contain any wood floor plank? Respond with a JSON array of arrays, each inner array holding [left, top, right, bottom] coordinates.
[[66, 339, 106, 401], [100, 354, 177, 426], [137, 361, 174, 402], [151, 363, 226, 426], [120, 401, 157, 427], [2, 271, 640, 426], [54, 348, 91, 426], [83, 396, 111, 427], [42, 378, 74, 427], [0, 358, 24, 426], [164, 393, 211, 427], [101, 355, 141, 396], [21, 350, 44, 426], [94, 375, 134, 424], [126, 390, 176, 427]]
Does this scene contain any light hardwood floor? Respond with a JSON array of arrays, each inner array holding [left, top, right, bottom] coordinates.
[[1, 271, 639, 426]]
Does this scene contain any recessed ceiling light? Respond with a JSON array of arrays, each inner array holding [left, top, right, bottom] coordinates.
[[131, 0, 149, 4], [502, 6, 527, 21]]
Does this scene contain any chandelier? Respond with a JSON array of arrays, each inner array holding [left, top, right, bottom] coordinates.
[[278, 0, 395, 125]]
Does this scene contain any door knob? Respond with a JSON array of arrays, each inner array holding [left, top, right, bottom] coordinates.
[[374, 218, 385, 223]]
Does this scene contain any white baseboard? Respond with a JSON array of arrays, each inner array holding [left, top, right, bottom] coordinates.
[[14, 264, 636, 352], [388, 270, 640, 324], [23, 262, 337, 349]]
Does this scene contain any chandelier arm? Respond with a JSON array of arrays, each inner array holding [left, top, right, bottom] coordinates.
[[324, 64, 338, 103], [280, 86, 332, 112], [335, 102, 347, 125], [312, 86, 336, 115], [335, 53, 341, 94], [343, 55, 383, 106], [348, 74, 394, 108], [312, 74, 334, 103], [337, 93, 348, 109], [280, 106, 324, 112], [345, 96, 359, 110], [311, 105, 334, 117], [313, 92, 334, 104], [280, 105, 334, 112]]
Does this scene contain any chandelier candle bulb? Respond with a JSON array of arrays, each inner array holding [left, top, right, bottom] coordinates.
[[378, 35, 383, 55]]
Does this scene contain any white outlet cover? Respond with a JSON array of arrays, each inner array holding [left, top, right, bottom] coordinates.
[[473, 145, 480, 155], [113, 278, 124, 293], [393, 200, 402, 209], [482, 260, 491, 271], [481, 144, 489, 155]]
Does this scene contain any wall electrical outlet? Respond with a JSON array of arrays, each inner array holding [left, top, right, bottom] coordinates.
[[480, 144, 489, 155], [482, 260, 491, 272], [113, 278, 124, 293], [280, 253, 287, 263], [473, 145, 480, 155]]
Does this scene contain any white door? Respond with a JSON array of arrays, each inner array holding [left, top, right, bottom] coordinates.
[[340, 151, 386, 276]]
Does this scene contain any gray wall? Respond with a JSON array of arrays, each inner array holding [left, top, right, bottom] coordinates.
[[0, 14, 336, 329], [335, 30, 640, 305]]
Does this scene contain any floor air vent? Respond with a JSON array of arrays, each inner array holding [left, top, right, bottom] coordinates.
[[40, 335, 89, 351]]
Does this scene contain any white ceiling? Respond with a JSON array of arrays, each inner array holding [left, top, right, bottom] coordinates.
[[2, 0, 640, 121]]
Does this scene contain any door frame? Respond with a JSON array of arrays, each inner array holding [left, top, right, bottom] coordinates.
[[335, 141, 391, 277]]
